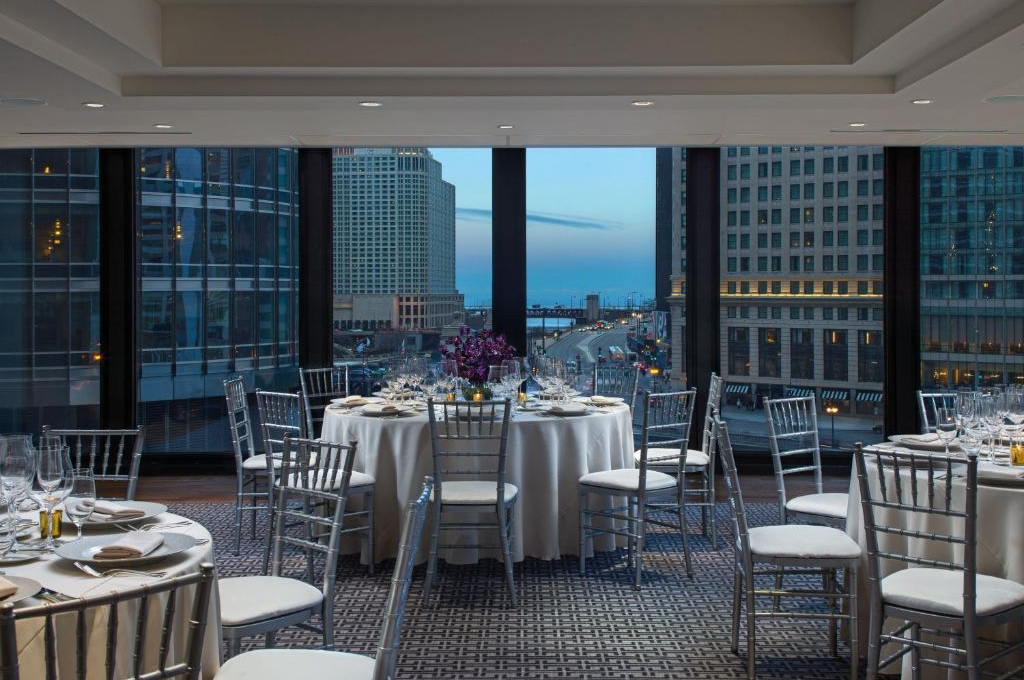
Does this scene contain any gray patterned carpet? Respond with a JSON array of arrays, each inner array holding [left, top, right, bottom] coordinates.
[[173, 502, 860, 679]]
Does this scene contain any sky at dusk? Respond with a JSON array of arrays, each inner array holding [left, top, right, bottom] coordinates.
[[431, 148, 656, 308]]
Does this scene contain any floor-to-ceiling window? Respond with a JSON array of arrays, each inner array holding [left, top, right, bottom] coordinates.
[[136, 148, 300, 453], [920, 146, 1024, 389], [0, 149, 101, 433], [329, 148, 486, 391], [718, 146, 885, 450], [526, 148, 663, 388]]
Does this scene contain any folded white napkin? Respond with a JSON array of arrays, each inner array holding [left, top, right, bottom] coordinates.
[[95, 531, 164, 560], [590, 395, 622, 405], [0, 576, 17, 600], [978, 464, 1024, 484], [362, 403, 399, 416], [92, 500, 145, 520], [334, 395, 368, 406], [549, 404, 587, 415]]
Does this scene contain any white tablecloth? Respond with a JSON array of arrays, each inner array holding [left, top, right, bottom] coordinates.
[[321, 404, 635, 563], [846, 451, 1024, 679], [5, 511, 221, 679]]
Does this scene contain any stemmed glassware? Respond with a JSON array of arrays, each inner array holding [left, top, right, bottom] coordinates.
[[30, 444, 73, 551], [64, 468, 96, 540], [1, 435, 35, 510], [976, 393, 1002, 462], [0, 501, 18, 562], [420, 366, 440, 403], [934, 407, 959, 457], [500, 359, 522, 401], [486, 365, 505, 400]]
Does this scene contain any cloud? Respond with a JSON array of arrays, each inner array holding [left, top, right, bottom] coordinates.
[[456, 207, 618, 231]]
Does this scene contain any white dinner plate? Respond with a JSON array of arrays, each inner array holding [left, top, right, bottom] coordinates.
[[887, 435, 961, 452], [55, 532, 198, 567], [545, 405, 591, 417], [80, 501, 168, 526], [358, 405, 418, 418], [330, 396, 384, 407], [0, 576, 41, 605]]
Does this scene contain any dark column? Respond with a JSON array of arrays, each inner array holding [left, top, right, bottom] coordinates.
[[298, 149, 334, 368], [492, 148, 527, 353], [684, 147, 721, 449], [654, 148, 673, 313], [99, 149, 137, 429], [883, 147, 921, 436]]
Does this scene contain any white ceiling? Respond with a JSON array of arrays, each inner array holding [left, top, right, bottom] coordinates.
[[2, 0, 1024, 147]]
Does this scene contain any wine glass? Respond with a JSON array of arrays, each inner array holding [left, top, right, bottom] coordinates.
[[64, 468, 95, 540], [935, 407, 958, 457], [976, 394, 1000, 462], [31, 444, 72, 551], [384, 361, 404, 399], [439, 359, 459, 398], [955, 390, 976, 429], [501, 359, 522, 398], [0, 501, 18, 561], [486, 365, 505, 399], [420, 367, 440, 403]]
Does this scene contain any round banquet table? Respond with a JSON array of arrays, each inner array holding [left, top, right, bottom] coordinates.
[[321, 402, 635, 564], [846, 447, 1024, 679], [3, 510, 221, 679]]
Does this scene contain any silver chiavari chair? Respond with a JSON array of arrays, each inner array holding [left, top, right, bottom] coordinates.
[[0, 563, 216, 680], [718, 419, 861, 680], [764, 395, 848, 526], [224, 376, 271, 555], [592, 364, 640, 411], [40, 426, 144, 500], [581, 389, 698, 587], [219, 436, 370, 657], [213, 477, 433, 680], [854, 445, 1024, 680], [255, 390, 306, 573], [916, 390, 958, 434], [299, 366, 350, 438], [645, 372, 724, 549], [424, 399, 517, 606]]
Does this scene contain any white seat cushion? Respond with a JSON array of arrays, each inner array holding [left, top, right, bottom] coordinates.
[[747, 524, 861, 560], [882, 568, 1024, 617], [786, 492, 849, 520], [635, 448, 710, 467], [242, 454, 279, 471], [433, 481, 519, 505], [215, 649, 375, 680], [218, 576, 323, 627], [579, 468, 677, 492]]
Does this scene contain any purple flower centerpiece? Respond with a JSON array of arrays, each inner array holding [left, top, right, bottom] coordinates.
[[439, 327, 517, 397]]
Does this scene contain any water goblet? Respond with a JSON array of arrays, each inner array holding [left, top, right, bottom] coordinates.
[[487, 365, 505, 400], [30, 445, 72, 551], [64, 468, 96, 540], [935, 407, 958, 457]]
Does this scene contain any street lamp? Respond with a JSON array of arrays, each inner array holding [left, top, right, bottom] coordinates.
[[824, 402, 840, 449]]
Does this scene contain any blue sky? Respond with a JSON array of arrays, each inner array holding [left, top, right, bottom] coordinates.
[[431, 148, 656, 308]]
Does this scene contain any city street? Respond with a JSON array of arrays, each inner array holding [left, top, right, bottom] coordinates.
[[540, 324, 631, 364]]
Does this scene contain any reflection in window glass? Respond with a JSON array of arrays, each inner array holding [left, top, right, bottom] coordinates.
[[716, 146, 884, 450], [0, 148, 100, 431], [921, 147, 1024, 388]]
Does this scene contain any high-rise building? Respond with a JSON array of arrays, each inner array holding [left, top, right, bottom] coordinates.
[[920, 146, 1024, 388], [661, 146, 885, 422], [331, 148, 463, 333], [0, 147, 302, 453]]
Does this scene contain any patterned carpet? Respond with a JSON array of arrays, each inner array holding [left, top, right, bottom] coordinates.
[[172, 501, 860, 679]]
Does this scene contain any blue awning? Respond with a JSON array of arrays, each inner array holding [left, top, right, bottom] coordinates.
[[820, 389, 850, 401], [785, 387, 815, 398], [724, 383, 750, 394], [856, 390, 883, 402]]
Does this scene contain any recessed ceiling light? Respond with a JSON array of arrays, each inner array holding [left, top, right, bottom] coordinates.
[[358, 101, 383, 108], [497, 124, 514, 130], [911, 99, 933, 105], [0, 97, 46, 106], [82, 101, 105, 109], [985, 95, 1024, 104], [631, 100, 654, 107], [848, 122, 867, 127], [153, 123, 173, 129]]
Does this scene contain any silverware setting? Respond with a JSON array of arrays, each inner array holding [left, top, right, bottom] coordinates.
[[73, 561, 166, 578], [114, 520, 191, 533]]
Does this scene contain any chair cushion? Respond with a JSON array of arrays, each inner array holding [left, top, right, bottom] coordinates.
[[881, 568, 1024, 617], [284, 470, 375, 489], [433, 481, 519, 505], [747, 524, 861, 560], [579, 468, 677, 492], [635, 448, 710, 467], [215, 649, 375, 680], [242, 454, 279, 471], [786, 492, 849, 520], [218, 576, 323, 627]]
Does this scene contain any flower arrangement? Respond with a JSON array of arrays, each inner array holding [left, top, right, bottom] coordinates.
[[439, 327, 517, 384]]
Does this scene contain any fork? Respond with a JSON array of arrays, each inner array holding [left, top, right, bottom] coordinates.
[[73, 561, 166, 578], [114, 520, 191, 533]]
